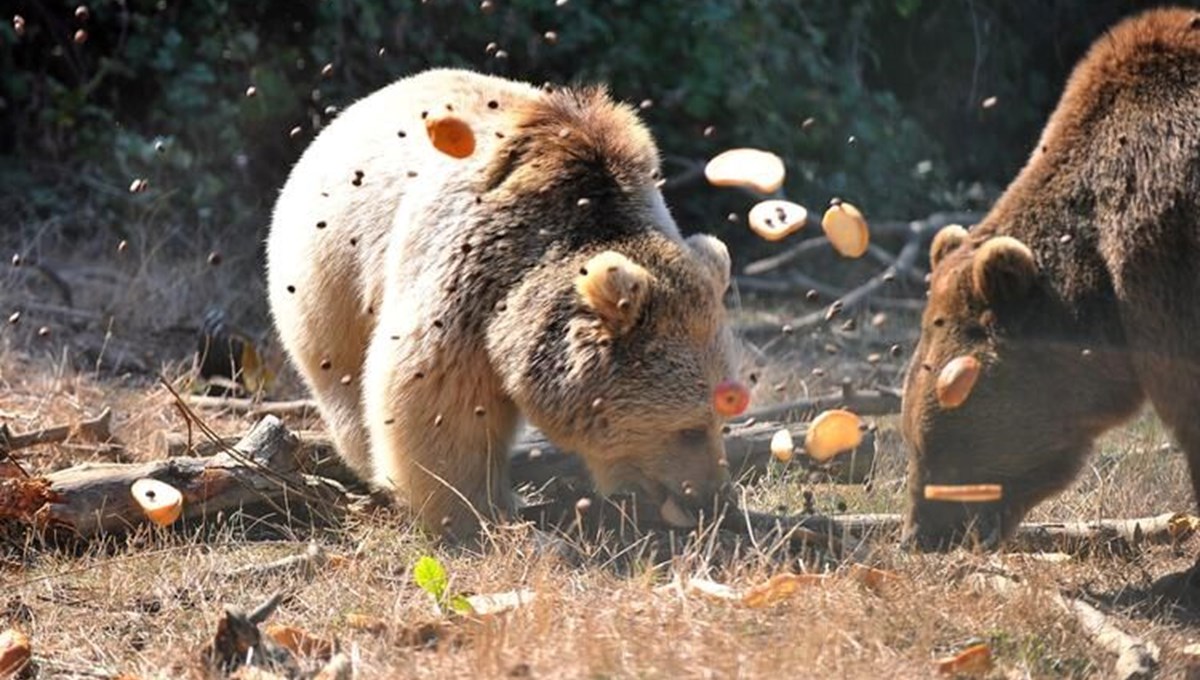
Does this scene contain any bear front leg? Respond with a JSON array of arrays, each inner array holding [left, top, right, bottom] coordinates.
[[362, 331, 519, 538]]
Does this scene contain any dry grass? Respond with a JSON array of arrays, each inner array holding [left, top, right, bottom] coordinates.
[[3, 241, 1200, 679]]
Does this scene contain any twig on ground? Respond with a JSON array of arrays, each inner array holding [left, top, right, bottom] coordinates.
[[821, 512, 1194, 552], [0, 408, 113, 455], [185, 396, 319, 418], [220, 542, 331, 580]]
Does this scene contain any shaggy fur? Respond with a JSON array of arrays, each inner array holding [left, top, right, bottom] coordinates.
[[266, 69, 741, 537], [902, 7, 1200, 548]]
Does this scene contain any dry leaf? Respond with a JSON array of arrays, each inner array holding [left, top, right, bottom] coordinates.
[[0, 628, 31, 677], [936, 356, 981, 409], [130, 478, 183, 527], [747, 200, 807, 242], [923, 484, 1003, 503], [344, 613, 387, 633], [740, 573, 828, 608], [804, 409, 863, 462], [0, 459, 24, 480], [846, 564, 900, 590], [0, 477, 56, 522], [239, 340, 276, 394], [425, 115, 476, 159], [820, 202, 870, 257], [704, 148, 785, 194], [769, 429, 794, 463], [264, 624, 334, 659], [1168, 513, 1200, 541], [935, 643, 993, 676]]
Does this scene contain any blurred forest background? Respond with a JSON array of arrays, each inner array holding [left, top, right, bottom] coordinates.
[[0, 0, 1177, 364]]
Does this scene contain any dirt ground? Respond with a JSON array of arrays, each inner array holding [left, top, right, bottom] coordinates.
[[3, 238, 1200, 679]]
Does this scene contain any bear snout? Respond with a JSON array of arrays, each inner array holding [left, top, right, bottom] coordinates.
[[902, 500, 1004, 552]]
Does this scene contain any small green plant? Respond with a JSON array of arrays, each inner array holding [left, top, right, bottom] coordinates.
[[412, 555, 473, 615]]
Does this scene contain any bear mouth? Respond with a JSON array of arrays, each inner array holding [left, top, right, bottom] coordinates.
[[610, 479, 704, 530], [902, 503, 1006, 552]]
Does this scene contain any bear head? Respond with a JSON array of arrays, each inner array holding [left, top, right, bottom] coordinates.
[[900, 226, 1135, 549], [512, 233, 746, 529]]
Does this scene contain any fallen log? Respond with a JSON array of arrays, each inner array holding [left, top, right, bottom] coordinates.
[[36, 416, 331, 537], [819, 512, 1196, 553], [745, 384, 901, 420], [5, 412, 872, 547]]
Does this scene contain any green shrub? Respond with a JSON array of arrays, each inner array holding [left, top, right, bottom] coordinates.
[[0, 0, 1152, 258]]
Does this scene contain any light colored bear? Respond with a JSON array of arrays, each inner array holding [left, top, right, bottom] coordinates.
[[267, 68, 746, 537]]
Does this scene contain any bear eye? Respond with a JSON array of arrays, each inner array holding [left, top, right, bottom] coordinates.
[[932, 317, 946, 328], [678, 427, 708, 447]]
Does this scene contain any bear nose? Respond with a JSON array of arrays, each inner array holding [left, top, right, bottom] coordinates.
[[905, 502, 1002, 552]]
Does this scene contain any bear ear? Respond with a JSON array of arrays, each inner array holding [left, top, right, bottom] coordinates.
[[576, 251, 653, 337], [686, 233, 731, 296], [971, 236, 1038, 307], [930, 224, 969, 269]]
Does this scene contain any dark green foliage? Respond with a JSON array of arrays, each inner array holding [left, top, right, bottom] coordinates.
[[0, 0, 1159, 256]]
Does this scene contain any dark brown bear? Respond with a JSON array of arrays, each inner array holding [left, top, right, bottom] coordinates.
[[902, 7, 1200, 550]]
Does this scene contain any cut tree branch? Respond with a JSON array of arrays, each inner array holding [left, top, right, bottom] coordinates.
[[818, 512, 1194, 553], [185, 397, 319, 418], [974, 572, 1159, 679]]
